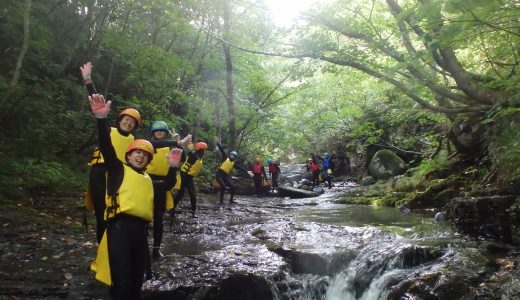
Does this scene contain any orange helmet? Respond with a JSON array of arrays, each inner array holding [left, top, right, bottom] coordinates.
[[195, 142, 208, 151], [255, 157, 261, 163], [126, 139, 154, 159], [119, 108, 141, 126]]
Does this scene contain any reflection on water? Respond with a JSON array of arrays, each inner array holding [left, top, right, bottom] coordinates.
[[296, 204, 424, 227]]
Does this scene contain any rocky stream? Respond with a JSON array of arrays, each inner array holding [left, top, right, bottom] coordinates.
[[1, 165, 520, 299]]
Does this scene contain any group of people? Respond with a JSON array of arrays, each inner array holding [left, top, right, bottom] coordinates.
[[81, 61, 327, 299], [81, 62, 245, 299], [307, 152, 335, 188]]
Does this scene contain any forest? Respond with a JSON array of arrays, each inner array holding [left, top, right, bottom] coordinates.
[[1, 0, 519, 200]]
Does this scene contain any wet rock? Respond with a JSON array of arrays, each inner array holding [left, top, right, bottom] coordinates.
[[434, 212, 447, 222], [204, 272, 274, 300], [368, 150, 407, 180], [360, 176, 375, 186], [251, 227, 270, 240], [277, 186, 322, 198], [447, 195, 520, 245]]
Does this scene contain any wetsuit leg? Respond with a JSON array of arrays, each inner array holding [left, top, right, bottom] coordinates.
[[253, 174, 262, 195], [216, 171, 227, 203], [174, 180, 186, 210], [152, 182, 166, 250], [181, 173, 196, 213], [272, 173, 279, 189], [89, 164, 108, 243], [222, 175, 235, 202], [107, 218, 147, 300]]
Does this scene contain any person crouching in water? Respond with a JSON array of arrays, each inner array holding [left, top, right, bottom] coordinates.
[[267, 159, 281, 192], [174, 141, 208, 218], [88, 94, 182, 300], [146, 120, 191, 259], [251, 156, 267, 197]]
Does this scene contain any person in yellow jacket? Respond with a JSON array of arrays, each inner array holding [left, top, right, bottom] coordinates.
[[173, 141, 208, 218], [81, 62, 141, 243], [88, 93, 182, 300], [147, 120, 188, 259], [214, 142, 248, 204]]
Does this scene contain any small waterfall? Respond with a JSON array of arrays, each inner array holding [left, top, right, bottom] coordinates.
[[271, 233, 443, 300]]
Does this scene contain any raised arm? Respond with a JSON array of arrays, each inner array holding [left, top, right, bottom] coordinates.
[[89, 94, 120, 170], [150, 134, 192, 149], [80, 62, 98, 96], [215, 143, 227, 162]]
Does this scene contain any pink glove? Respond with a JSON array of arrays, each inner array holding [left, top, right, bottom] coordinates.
[[168, 148, 183, 167], [88, 94, 111, 118], [80, 62, 92, 80]]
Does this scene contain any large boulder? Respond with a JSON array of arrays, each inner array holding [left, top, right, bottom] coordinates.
[[368, 149, 407, 180]]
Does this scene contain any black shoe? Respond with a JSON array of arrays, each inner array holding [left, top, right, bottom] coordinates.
[[229, 200, 236, 204], [191, 211, 197, 218], [152, 248, 163, 259]]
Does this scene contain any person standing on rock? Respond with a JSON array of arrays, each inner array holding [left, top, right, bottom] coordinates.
[[81, 62, 141, 244], [147, 120, 191, 259], [214, 140, 248, 204], [173, 141, 208, 218], [87, 93, 183, 300], [267, 159, 281, 192], [321, 152, 335, 188], [251, 156, 268, 197], [307, 155, 320, 188]]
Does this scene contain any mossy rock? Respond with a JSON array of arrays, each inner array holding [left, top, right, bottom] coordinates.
[[369, 149, 407, 180]]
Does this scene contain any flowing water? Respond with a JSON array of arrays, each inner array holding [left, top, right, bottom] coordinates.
[[144, 184, 519, 299]]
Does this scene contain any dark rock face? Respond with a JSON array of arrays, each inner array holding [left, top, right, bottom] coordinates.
[[368, 150, 407, 180], [448, 118, 486, 159], [447, 196, 520, 244], [205, 273, 274, 300]]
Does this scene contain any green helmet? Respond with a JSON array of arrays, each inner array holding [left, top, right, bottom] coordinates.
[[150, 121, 169, 133]]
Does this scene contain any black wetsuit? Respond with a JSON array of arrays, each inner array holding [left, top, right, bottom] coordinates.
[[174, 150, 200, 213], [96, 118, 175, 300], [214, 144, 248, 203]]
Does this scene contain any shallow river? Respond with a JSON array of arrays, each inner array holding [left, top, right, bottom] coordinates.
[[142, 186, 518, 299]]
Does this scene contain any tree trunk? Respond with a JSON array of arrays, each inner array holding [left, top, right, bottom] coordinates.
[[0, 0, 31, 120], [222, 0, 236, 150]]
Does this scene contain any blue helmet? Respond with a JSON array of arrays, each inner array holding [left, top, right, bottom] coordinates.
[[267, 159, 273, 164], [150, 121, 169, 133], [324, 152, 330, 158], [229, 150, 238, 158]]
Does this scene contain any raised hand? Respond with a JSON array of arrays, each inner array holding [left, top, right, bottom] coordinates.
[[88, 94, 111, 118], [178, 134, 192, 148], [80, 62, 93, 80], [167, 148, 183, 167]]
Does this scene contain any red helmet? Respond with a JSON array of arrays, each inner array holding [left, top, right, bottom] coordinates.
[[126, 139, 154, 160], [119, 108, 141, 126], [195, 142, 208, 151]]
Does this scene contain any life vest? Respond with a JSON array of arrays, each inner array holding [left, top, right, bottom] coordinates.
[[252, 163, 263, 175], [219, 158, 234, 174], [268, 164, 279, 173], [89, 127, 134, 165], [323, 158, 332, 169], [310, 162, 319, 172], [104, 164, 154, 222], [146, 147, 170, 176], [181, 157, 203, 176]]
